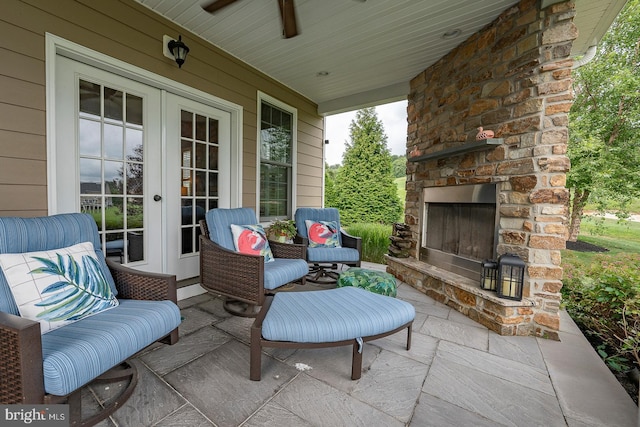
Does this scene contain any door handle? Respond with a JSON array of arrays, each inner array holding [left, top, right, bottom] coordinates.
[[153, 195, 162, 202]]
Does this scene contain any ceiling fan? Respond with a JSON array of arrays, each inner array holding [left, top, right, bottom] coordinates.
[[202, 0, 299, 39]]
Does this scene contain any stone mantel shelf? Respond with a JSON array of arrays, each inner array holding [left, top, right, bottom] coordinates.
[[408, 138, 503, 162]]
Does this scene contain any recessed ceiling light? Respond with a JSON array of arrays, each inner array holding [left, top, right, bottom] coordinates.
[[316, 71, 330, 77], [442, 29, 461, 40]]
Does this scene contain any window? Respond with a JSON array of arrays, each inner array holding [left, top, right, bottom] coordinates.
[[258, 95, 296, 221]]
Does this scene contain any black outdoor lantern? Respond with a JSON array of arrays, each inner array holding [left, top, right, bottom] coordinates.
[[480, 259, 498, 291], [496, 253, 525, 301], [168, 35, 190, 68]]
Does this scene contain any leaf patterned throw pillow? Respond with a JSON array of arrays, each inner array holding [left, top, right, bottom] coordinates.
[[230, 224, 275, 262], [305, 220, 341, 248], [0, 241, 119, 334]]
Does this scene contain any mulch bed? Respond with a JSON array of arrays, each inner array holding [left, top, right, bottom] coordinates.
[[565, 240, 609, 253]]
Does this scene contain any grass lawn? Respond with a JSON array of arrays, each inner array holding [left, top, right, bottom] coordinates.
[[562, 216, 640, 269], [395, 176, 406, 207]]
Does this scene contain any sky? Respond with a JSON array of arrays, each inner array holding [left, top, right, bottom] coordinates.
[[324, 100, 408, 166]]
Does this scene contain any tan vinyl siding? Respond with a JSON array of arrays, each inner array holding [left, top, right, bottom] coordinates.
[[0, 0, 324, 216]]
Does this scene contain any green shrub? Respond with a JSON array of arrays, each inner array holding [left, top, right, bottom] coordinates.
[[345, 223, 392, 264], [562, 253, 640, 372]]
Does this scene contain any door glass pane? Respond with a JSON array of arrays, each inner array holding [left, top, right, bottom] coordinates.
[[126, 94, 143, 125], [104, 160, 124, 195], [104, 87, 123, 121], [208, 118, 218, 143], [179, 109, 220, 256], [79, 80, 101, 117], [196, 114, 206, 141], [127, 231, 144, 262], [209, 146, 218, 170], [195, 171, 206, 197], [107, 197, 124, 230], [127, 162, 143, 195], [104, 124, 123, 159], [181, 110, 192, 137], [127, 197, 144, 228], [78, 78, 146, 264], [79, 119, 101, 156], [80, 158, 102, 185]]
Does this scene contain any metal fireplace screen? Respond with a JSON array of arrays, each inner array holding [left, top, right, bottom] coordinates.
[[421, 183, 497, 281]]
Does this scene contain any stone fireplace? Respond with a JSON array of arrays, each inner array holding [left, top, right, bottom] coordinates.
[[386, 0, 575, 339]]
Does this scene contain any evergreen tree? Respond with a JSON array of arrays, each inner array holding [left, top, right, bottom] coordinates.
[[324, 164, 339, 208], [333, 108, 403, 225], [391, 155, 407, 178]]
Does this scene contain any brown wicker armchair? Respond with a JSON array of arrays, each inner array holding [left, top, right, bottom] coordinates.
[[0, 214, 180, 427], [199, 208, 308, 317]]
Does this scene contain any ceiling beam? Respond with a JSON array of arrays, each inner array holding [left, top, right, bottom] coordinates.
[[317, 82, 409, 116]]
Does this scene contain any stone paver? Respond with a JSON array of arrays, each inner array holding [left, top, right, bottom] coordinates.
[[92, 274, 638, 427]]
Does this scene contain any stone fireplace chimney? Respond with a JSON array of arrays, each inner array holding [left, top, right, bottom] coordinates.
[[386, 0, 576, 339]]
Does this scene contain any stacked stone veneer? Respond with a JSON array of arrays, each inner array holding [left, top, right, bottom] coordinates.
[[387, 0, 577, 339]]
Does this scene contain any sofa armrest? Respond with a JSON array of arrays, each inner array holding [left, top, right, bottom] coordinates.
[[0, 312, 45, 404], [107, 259, 177, 303], [269, 240, 306, 259], [199, 236, 265, 306]]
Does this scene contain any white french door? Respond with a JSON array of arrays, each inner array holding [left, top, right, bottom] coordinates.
[[165, 94, 231, 279], [53, 56, 231, 280]]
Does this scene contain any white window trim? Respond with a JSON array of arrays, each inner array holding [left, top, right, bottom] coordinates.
[[256, 91, 298, 222]]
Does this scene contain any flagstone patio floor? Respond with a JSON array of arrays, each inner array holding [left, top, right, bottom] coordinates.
[[87, 262, 638, 426]]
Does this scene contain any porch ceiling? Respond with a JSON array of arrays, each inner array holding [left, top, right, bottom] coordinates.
[[135, 0, 625, 116]]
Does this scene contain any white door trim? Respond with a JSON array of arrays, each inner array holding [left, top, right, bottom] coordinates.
[[45, 33, 243, 214]]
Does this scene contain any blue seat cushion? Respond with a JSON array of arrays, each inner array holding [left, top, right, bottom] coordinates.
[[307, 247, 360, 263], [262, 287, 415, 343], [263, 258, 309, 291], [41, 299, 181, 396]]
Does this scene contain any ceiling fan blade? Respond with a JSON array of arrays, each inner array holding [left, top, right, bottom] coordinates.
[[202, 0, 240, 14], [278, 0, 299, 39]]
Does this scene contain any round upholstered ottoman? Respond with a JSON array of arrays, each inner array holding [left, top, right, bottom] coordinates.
[[337, 267, 398, 297]]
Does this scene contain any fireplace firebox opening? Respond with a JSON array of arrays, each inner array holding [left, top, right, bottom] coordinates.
[[421, 183, 498, 282]]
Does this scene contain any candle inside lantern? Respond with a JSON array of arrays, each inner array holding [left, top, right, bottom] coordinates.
[[485, 277, 497, 291], [484, 277, 493, 289], [502, 279, 516, 297]]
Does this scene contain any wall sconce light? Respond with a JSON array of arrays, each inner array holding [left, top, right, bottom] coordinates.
[[167, 35, 189, 68]]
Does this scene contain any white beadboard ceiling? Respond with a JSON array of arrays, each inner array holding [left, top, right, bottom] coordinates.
[[135, 0, 626, 115]]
